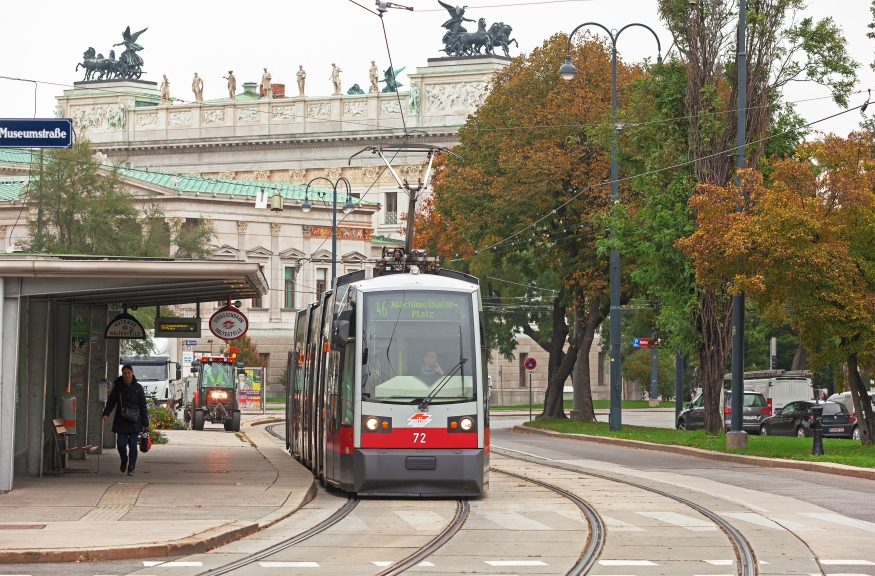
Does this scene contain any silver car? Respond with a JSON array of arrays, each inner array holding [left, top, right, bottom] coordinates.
[[723, 391, 771, 433]]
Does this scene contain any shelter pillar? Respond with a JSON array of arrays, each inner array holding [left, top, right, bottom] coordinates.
[[25, 299, 51, 476], [103, 310, 120, 450], [0, 278, 22, 491]]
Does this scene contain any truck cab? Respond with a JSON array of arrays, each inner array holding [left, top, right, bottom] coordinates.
[[185, 355, 241, 432], [121, 356, 182, 409]]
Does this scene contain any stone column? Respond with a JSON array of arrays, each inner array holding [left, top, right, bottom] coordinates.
[[0, 226, 6, 253], [270, 223, 282, 321], [237, 221, 248, 261], [165, 217, 182, 257]]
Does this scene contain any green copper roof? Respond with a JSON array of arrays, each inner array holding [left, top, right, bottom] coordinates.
[[0, 148, 40, 165], [202, 92, 261, 105], [0, 177, 27, 201], [118, 168, 377, 204], [371, 234, 404, 245]]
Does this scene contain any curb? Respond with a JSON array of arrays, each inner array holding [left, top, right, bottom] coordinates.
[[0, 421, 315, 564], [0, 520, 258, 564], [512, 425, 875, 481]]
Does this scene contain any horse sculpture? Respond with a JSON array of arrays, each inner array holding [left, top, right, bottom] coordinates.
[[443, 18, 492, 57], [76, 26, 147, 81], [76, 48, 119, 81], [486, 22, 518, 58]]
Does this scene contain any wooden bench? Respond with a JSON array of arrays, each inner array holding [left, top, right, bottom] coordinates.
[[51, 419, 99, 475]]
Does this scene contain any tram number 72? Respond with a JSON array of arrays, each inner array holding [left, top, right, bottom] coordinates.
[[413, 432, 426, 444]]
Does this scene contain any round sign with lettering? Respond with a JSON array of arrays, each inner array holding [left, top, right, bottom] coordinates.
[[524, 357, 537, 371], [209, 306, 249, 341]]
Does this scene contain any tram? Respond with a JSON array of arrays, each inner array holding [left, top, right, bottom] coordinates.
[[285, 248, 489, 496]]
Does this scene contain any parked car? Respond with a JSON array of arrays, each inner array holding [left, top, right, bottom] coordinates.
[[723, 391, 771, 433], [759, 400, 855, 439], [676, 393, 705, 430]]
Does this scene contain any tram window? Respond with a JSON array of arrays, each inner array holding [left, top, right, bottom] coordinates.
[[340, 344, 355, 426], [361, 290, 477, 405]]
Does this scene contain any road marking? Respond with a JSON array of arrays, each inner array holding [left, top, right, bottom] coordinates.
[[599, 515, 645, 532], [635, 511, 717, 531], [372, 561, 393, 567], [799, 513, 875, 533], [394, 510, 447, 531], [476, 510, 553, 531], [416, 561, 436, 567], [143, 562, 203, 567], [553, 509, 586, 523], [599, 560, 659, 566], [721, 512, 786, 530], [821, 560, 875, 565], [704, 560, 734, 565], [259, 562, 320, 567], [485, 561, 548, 566]]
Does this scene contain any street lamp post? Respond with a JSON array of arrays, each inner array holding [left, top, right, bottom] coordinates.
[[302, 177, 356, 287], [559, 22, 661, 431]]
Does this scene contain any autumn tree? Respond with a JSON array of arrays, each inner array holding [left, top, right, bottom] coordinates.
[[420, 33, 635, 419], [680, 134, 875, 444], [614, 0, 858, 433]]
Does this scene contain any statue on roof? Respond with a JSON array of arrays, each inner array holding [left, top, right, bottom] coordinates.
[[380, 65, 405, 93], [76, 26, 148, 81], [436, 1, 517, 58], [347, 84, 365, 95]]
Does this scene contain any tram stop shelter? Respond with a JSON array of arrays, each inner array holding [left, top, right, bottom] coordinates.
[[0, 255, 268, 492]]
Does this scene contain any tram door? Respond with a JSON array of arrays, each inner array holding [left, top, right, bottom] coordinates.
[[312, 292, 332, 479], [290, 310, 308, 459], [303, 303, 322, 470]]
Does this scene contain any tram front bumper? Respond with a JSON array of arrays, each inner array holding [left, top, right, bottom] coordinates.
[[353, 448, 484, 497]]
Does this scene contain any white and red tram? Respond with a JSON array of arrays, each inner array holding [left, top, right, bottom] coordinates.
[[285, 251, 489, 496]]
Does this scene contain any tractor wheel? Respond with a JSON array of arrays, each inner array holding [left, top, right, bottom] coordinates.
[[193, 409, 205, 431], [230, 411, 241, 432]]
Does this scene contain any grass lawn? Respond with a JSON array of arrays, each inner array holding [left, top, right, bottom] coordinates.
[[524, 420, 875, 469], [491, 400, 675, 411]]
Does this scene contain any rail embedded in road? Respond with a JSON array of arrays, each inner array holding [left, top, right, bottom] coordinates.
[[492, 468, 605, 576], [493, 446, 758, 576]]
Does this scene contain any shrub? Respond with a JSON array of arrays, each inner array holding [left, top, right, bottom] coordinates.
[[148, 404, 180, 430]]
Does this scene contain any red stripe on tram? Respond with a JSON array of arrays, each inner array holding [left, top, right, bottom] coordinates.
[[360, 427, 477, 449]]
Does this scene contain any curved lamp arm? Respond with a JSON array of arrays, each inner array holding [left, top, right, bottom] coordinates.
[[616, 22, 662, 63]]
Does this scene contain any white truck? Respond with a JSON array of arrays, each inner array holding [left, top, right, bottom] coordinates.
[[724, 370, 813, 413], [121, 356, 183, 408]]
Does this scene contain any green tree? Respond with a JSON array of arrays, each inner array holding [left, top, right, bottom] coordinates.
[[26, 139, 215, 258], [227, 334, 264, 367], [610, 1, 859, 433]]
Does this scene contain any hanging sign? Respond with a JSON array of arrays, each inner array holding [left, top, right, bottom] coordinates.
[[0, 118, 73, 148], [104, 311, 146, 339], [209, 305, 249, 341], [154, 316, 202, 338]]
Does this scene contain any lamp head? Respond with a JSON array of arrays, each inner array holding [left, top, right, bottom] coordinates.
[[688, 0, 699, 7], [270, 189, 283, 212], [558, 55, 577, 81], [343, 198, 355, 214], [301, 198, 312, 212]]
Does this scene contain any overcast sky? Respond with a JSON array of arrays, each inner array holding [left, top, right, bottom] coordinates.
[[1, 0, 873, 137]]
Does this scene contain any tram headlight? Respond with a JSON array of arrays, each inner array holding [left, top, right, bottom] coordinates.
[[460, 417, 474, 431], [365, 417, 379, 431]]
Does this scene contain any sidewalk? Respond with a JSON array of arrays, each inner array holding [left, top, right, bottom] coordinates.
[[0, 419, 314, 563]]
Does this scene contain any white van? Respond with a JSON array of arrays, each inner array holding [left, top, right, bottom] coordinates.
[[724, 370, 813, 413]]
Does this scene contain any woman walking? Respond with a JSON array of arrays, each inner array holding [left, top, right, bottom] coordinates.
[[102, 365, 149, 475]]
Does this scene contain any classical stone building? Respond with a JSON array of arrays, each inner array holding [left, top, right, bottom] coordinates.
[[0, 55, 612, 402]]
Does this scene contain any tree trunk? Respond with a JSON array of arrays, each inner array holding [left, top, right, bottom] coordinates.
[[694, 288, 734, 434], [572, 298, 604, 422], [846, 352, 875, 445], [791, 344, 809, 371]]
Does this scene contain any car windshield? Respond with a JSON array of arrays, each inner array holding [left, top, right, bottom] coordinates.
[[128, 364, 167, 381], [201, 362, 234, 388], [362, 290, 477, 404]]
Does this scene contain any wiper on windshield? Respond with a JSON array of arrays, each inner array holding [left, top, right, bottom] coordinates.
[[418, 357, 467, 411]]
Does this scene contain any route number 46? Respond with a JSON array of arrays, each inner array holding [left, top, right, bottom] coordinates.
[[413, 432, 426, 444]]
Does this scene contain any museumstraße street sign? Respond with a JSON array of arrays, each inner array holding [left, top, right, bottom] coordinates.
[[0, 118, 72, 148]]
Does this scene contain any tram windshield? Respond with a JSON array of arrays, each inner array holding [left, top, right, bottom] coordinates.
[[362, 290, 477, 404], [200, 362, 234, 388]]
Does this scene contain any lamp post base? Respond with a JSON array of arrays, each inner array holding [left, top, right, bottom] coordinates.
[[648, 399, 660, 408], [726, 430, 748, 450], [569, 409, 582, 422]]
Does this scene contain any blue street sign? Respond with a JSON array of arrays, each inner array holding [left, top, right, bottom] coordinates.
[[0, 118, 73, 148], [184, 340, 198, 346], [633, 338, 640, 348]]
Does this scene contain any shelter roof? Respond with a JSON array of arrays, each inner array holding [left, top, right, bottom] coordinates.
[[0, 255, 267, 307]]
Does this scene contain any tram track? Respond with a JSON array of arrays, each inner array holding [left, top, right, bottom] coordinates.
[[492, 468, 604, 576], [493, 446, 758, 576]]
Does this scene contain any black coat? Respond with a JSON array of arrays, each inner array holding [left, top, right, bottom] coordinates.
[[103, 376, 149, 434]]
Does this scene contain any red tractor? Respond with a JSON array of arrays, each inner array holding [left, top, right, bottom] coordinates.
[[185, 351, 242, 432]]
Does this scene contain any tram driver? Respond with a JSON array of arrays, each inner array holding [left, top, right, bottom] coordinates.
[[421, 350, 445, 385]]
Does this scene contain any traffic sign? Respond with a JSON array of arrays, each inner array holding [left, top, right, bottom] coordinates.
[[0, 118, 72, 148], [209, 305, 249, 340], [184, 340, 198, 346], [524, 357, 537, 371], [633, 338, 658, 347]]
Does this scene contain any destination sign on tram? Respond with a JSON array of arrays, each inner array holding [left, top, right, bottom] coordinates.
[[373, 296, 461, 320]]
